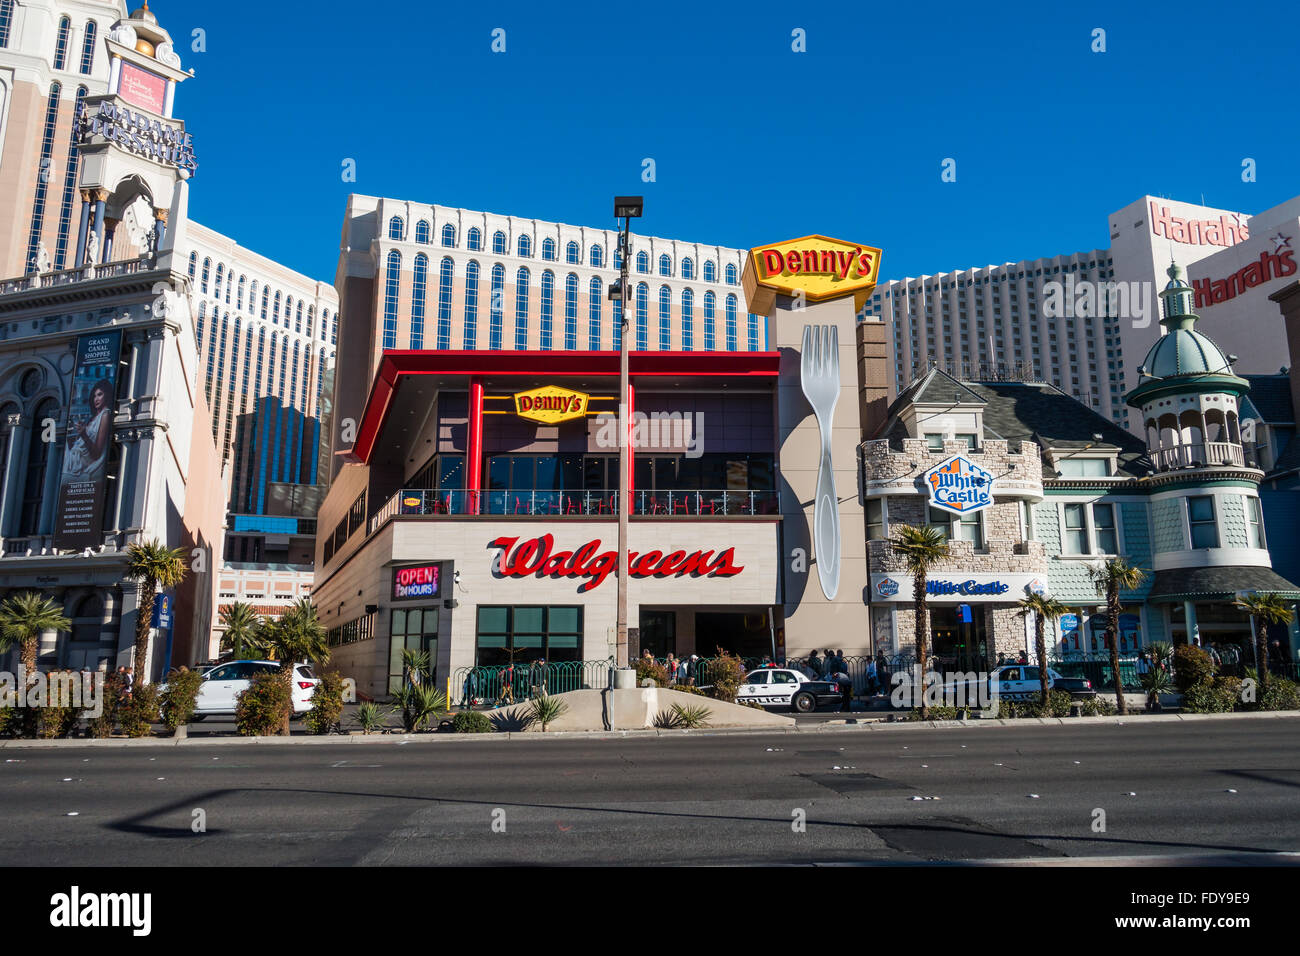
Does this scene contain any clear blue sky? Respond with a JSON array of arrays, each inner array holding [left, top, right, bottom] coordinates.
[[173, 0, 1300, 283]]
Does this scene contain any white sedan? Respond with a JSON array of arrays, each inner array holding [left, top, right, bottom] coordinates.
[[175, 660, 319, 720]]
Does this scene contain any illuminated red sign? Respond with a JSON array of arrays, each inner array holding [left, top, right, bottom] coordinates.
[[118, 62, 167, 114], [392, 563, 440, 601], [1193, 249, 1295, 307], [491, 534, 744, 592]]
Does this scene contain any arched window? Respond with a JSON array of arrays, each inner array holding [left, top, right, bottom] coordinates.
[[273, 291, 281, 325], [441, 223, 456, 247], [703, 260, 716, 283], [24, 83, 61, 270], [467, 227, 482, 251], [703, 291, 716, 350], [382, 250, 401, 349], [658, 254, 672, 277], [517, 234, 532, 258], [79, 20, 97, 74], [681, 288, 694, 351], [237, 275, 246, 311], [213, 264, 224, 301], [260, 287, 269, 319], [200, 258, 211, 293], [187, 252, 196, 279], [725, 294, 738, 350], [635, 283, 649, 351], [590, 244, 603, 268], [614, 247, 623, 270], [566, 241, 580, 265], [489, 263, 505, 350], [563, 273, 578, 351], [658, 285, 672, 350], [612, 291, 623, 351], [415, 220, 430, 244], [588, 276, 603, 351], [515, 267, 531, 349], [539, 270, 555, 350], [541, 238, 556, 261], [492, 231, 507, 255], [196, 301, 206, 349], [747, 313, 761, 351], [52, 86, 87, 270], [410, 253, 428, 349], [53, 17, 70, 70], [20, 398, 60, 534], [0, 1, 15, 49], [682, 257, 694, 280], [725, 263, 738, 286], [636, 251, 649, 274], [463, 260, 480, 349], [437, 257, 454, 349], [388, 216, 405, 240], [306, 305, 314, 338]]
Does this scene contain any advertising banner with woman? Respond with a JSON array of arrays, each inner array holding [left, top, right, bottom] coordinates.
[[53, 330, 123, 550]]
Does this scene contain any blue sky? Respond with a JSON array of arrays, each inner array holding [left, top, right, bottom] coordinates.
[[173, 0, 1300, 283]]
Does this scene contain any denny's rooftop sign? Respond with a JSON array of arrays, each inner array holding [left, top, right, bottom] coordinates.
[[742, 235, 883, 315]]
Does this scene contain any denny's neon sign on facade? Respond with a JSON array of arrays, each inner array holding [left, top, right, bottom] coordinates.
[[513, 385, 590, 424], [743, 234, 883, 314]]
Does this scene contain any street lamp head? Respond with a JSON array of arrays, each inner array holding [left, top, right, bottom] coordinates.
[[614, 196, 644, 219]]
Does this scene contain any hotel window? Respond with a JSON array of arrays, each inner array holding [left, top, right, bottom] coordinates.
[[703, 260, 716, 283], [658, 285, 672, 350], [1093, 503, 1117, 554], [441, 223, 456, 247], [489, 263, 505, 349], [725, 263, 738, 285], [517, 234, 532, 258], [590, 243, 603, 268], [475, 606, 583, 667], [681, 288, 694, 351], [612, 294, 623, 351], [414, 220, 430, 244], [565, 240, 579, 264], [748, 313, 761, 351], [467, 227, 482, 251], [79, 21, 97, 74], [635, 283, 649, 351], [201, 258, 211, 293], [541, 237, 556, 261], [866, 499, 885, 540], [659, 254, 672, 277], [1188, 496, 1218, 549], [636, 251, 649, 274], [514, 267, 530, 349], [53, 86, 88, 269], [703, 291, 716, 350], [463, 260, 480, 348], [725, 295, 738, 351], [409, 253, 429, 348], [563, 273, 578, 350], [388, 607, 439, 695], [388, 216, 405, 240], [539, 270, 555, 350], [237, 276, 245, 310], [1063, 503, 1089, 553], [492, 231, 507, 255], [382, 251, 401, 349], [682, 257, 694, 280], [1246, 496, 1266, 548], [588, 276, 603, 349], [0, 1, 13, 48], [188, 252, 197, 278], [53, 17, 70, 69]]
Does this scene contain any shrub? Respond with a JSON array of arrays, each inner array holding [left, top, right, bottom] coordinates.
[[87, 675, 125, 738], [905, 705, 962, 721], [1172, 645, 1216, 692], [1182, 677, 1241, 714], [655, 703, 713, 729], [704, 648, 747, 703], [1079, 695, 1117, 717], [159, 668, 204, 733], [354, 701, 387, 734], [303, 671, 346, 735], [37, 702, 78, 739], [999, 690, 1074, 719], [235, 671, 290, 736], [451, 710, 495, 734], [1258, 678, 1300, 711], [117, 684, 160, 738], [634, 657, 670, 687], [669, 683, 706, 696]]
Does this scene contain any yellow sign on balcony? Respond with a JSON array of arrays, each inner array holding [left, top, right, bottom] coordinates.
[[513, 385, 590, 424]]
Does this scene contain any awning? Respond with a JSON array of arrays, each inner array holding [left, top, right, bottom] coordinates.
[[1147, 566, 1300, 603]]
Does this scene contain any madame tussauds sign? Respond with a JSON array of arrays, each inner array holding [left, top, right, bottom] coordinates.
[[491, 533, 744, 592]]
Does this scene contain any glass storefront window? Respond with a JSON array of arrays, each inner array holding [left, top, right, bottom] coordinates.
[[389, 606, 439, 695], [475, 606, 584, 666]]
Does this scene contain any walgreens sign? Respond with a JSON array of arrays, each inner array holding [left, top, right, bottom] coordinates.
[[491, 534, 744, 591]]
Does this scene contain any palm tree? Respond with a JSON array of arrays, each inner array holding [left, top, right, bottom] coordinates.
[[0, 592, 71, 691], [1087, 557, 1147, 715], [255, 598, 329, 735], [1233, 592, 1295, 695], [124, 539, 188, 684], [891, 524, 950, 718], [1017, 592, 1068, 706], [219, 602, 261, 659]]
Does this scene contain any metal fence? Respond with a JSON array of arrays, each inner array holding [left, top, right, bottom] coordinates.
[[453, 660, 613, 706]]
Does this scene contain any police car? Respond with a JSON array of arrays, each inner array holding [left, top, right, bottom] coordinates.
[[990, 665, 1094, 700], [735, 668, 844, 713]]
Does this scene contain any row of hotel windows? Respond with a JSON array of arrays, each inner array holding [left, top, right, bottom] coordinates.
[[385, 216, 740, 284], [0, 10, 99, 73], [188, 254, 336, 344], [25, 83, 88, 276], [872, 258, 1116, 300], [381, 254, 763, 352]]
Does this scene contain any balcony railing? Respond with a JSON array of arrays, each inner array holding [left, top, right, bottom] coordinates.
[[369, 488, 780, 532], [1152, 441, 1244, 471], [0, 256, 156, 296]]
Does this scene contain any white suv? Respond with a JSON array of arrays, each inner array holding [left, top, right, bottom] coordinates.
[[183, 660, 319, 720]]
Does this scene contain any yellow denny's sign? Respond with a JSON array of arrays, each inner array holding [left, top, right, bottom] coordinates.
[[742, 234, 883, 315], [513, 385, 590, 424]]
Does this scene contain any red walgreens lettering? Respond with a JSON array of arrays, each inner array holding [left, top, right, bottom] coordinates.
[[490, 535, 743, 591]]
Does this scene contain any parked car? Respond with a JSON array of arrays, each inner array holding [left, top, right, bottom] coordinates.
[[991, 665, 1095, 700], [736, 668, 842, 713], [163, 660, 319, 720]]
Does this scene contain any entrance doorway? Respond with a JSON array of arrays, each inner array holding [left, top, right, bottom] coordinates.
[[638, 610, 676, 658], [930, 604, 989, 673], [695, 610, 773, 661]]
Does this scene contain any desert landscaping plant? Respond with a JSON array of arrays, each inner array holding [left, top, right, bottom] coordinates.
[[891, 523, 950, 719], [303, 671, 346, 735], [702, 648, 747, 703], [1172, 644, 1217, 692], [124, 540, 188, 685], [117, 684, 160, 738], [0, 591, 72, 736], [219, 602, 262, 659], [528, 692, 569, 732], [1139, 663, 1173, 712], [1017, 591, 1068, 706], [354, 701, 387, 734], [234, 670, 290, 736], [1087, 558, 1147, 715], [654, 702, 713, 729], [159, 667, 204, 733], [254, 598, 330, 735], [1233, 592, 1295, 695], [451, 710, 494, 734]]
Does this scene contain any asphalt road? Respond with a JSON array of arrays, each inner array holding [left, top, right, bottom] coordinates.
[[2, 718, 1298, 866]]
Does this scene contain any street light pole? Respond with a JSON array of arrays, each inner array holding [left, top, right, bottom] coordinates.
[[612, 197, 642, 669]]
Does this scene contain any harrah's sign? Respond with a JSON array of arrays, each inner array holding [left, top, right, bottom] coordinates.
[[491, 533, 743, 592], [1149, 201, 1247, 247], [1193, 249, 1296, 308]]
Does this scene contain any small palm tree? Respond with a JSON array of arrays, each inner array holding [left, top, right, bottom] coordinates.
[[1139, 664, 1172, 712], [1017, 592, 1068, 706], [219, 602, 261, 659], [256, 598, 329, 735], [528, 692, 569, 732], [1233, 592, 1295, 694], [0, 592, 71, 691], [124, 539, 188, 685], [1087, 557, 1147, 715], [891, 524, 950, 718]]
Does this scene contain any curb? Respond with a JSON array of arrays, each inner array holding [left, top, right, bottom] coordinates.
[[0, 708, 1295, 749]]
